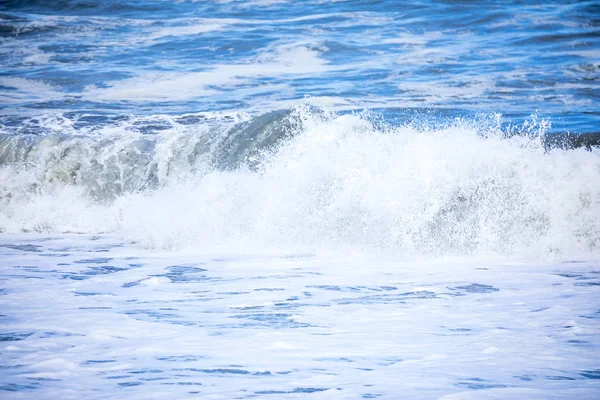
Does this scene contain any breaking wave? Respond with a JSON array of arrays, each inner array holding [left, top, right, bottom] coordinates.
[[1, 106, 599, 258]]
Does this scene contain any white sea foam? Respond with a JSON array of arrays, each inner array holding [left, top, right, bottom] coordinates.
[[85, 43, 331, 102], [0, 235, 598, 398], [0, 77, 62, 104], [1, 107, 599, 259]]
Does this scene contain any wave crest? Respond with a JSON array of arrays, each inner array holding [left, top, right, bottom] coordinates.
[[1, 106, 599, 258]]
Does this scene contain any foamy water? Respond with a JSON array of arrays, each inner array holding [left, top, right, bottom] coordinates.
[[1, 108, 599, 258], [1, 234, 599, 399]]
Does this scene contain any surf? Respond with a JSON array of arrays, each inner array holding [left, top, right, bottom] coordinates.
[[1, 106, 598, 259]]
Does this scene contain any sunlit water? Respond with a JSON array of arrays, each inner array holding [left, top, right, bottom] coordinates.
[[1, 0, 599, 399]]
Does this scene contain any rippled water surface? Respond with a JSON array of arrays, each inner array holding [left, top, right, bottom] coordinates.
[[1, 235, 600, 399], [1, 0, 599, 130]]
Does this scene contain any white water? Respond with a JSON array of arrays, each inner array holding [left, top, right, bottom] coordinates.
[[1, 234, 599, 399], [1, 108, 599, 259]]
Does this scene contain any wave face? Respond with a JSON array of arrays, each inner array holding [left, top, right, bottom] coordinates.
[[1, 107, 599, 258]]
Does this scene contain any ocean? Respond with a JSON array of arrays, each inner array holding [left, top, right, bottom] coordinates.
[[1, 0, 599, 399]]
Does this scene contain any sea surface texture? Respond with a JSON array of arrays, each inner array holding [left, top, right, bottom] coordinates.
[[1, 1, 599, 399]]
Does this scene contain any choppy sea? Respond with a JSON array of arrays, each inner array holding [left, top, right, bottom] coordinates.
[[1, 1, 599, 399]]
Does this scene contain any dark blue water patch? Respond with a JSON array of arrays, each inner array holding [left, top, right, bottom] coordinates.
[[106, 375, 131, 380], [173, 367, 271, 376], [0, 244, 42, 252], [157, 355, 206, 362], [447, 327, 472, 332], [130, 369, 163, 374], [74, 291, 114, 296], [153, 265, 210, 283], [574, 281, 600, 286], [209, 291, 244, 298], [79, 306, 112, 310], [307, 285, 399, 293], [39, 331, 85, 338], [374, 286, 397, 291], [227, 313, 311, 329], [254, 288, 285, 292], [231, 305, 264, 310], [362, 394, 382, 399], [290, 269, 323, 276], [545, 376, 576, 381], [0, 382, 41, 391], [124, 309, 180, 319], [567, 340, 589, 345], [335, 290, 438, 305], [347, 285, 398, 292], [73, 257, 113, 264], [455, 377, 507, 390], [39, 253, 71, 257], [61, 274, 90, 281], [163, 320, 198, 327], [273, 302, 332, 311], [83, 359, 116, 365], [451, 284, 500, 294], [139, 377, 169, 382], [307, 285, 349, 292], [60, 266, 129, 280], [84, 265, 127, 275], [0, 332, 33, 342], [555, 273, 582, 278], [261, 387, 332, 395], [26, 377, 61, 382], [397, 290, 438, 299], [580, 370, 600, 379], [167, 265, 207, 273], [50, 247, 74, 252], [514, 375, 533, 381], [553, 272, 600, 283], [230, 313, 291, 322], [118, 381, 143, 387], [122, 280, 142, 288], [0, 274, 44, 280], [160, 382, 203, 386], [531, 307, 551, 313]]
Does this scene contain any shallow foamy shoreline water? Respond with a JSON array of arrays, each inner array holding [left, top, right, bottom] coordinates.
[[1, 234, 599, 399]]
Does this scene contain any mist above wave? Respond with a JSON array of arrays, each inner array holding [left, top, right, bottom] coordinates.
[[1, 106, 599, 258]]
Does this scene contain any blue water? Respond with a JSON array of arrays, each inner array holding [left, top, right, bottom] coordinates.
[[1, 0, 599, 131]]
